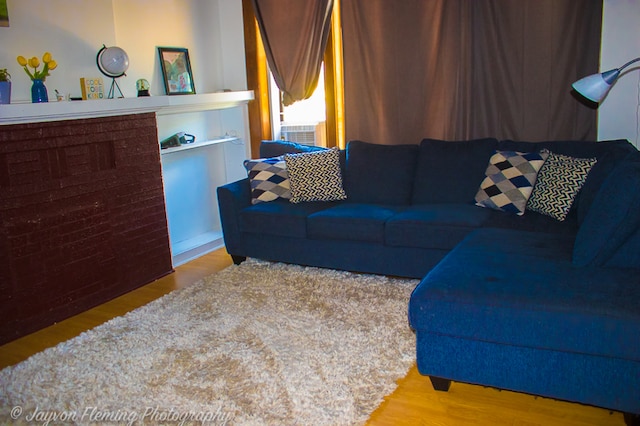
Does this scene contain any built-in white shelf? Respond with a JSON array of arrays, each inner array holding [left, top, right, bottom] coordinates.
[[159, 134, 247, 268], [160, 136, 240, 155], [171, 231, 224, 267], [0, 91, 254, 125]]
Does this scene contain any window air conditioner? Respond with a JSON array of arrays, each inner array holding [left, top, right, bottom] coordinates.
[[280, 121, 326, 146]]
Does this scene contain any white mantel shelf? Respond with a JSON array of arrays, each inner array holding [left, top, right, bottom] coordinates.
[[0, 90, 254, 125]]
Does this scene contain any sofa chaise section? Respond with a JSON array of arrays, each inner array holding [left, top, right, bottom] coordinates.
[[409, 159, 640, 417]]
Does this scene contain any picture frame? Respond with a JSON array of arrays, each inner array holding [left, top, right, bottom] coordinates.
[[0, 0, 8, 27], [158, 47, 195, 95]]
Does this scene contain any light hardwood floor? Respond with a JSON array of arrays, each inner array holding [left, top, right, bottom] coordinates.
[[0, 248, 625, 425]]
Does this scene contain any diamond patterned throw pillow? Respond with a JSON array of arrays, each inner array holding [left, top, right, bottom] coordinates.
[[284, 148, 347, 203], [244, 157, 291, 204], [527, 151, 597, 221], [475, 150, 549, 215]]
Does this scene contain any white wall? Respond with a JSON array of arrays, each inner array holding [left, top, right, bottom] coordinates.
[[217, 0, 249, 91], [0, 0, 246, 102], [599, 0, 640, 146]]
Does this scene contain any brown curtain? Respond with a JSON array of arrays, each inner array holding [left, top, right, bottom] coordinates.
[[341, 0, 601, 145], [251, 0, 334, 106]]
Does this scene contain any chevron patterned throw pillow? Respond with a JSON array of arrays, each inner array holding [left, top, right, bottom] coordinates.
[[284, 148, 347, 203], [527, 151, 597, 221], [475, 150, 549, 215]]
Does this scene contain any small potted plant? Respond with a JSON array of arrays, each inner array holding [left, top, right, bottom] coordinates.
[[0, 68, 10, 104]]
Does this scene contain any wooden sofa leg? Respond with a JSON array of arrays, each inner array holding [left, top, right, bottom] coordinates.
[[429, 376, 451, 392], [231, 255, 246, 265], [624, 412, 640, 426]]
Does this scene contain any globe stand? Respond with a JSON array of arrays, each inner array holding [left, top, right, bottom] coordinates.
[[96, 44, 129, 99], [107, 77, 124, 99]]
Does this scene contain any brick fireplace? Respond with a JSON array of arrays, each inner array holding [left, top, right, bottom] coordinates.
[[0, 113, 173, 344]]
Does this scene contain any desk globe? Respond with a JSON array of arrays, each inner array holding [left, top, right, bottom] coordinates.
[[97, 45, 129, 98]]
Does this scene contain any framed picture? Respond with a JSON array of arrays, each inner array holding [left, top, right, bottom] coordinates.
[[158, 47, 195, 95], [0, 0, 9, 27]]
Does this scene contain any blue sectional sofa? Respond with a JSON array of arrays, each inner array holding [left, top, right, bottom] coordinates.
[[217, 138, 640, 421]]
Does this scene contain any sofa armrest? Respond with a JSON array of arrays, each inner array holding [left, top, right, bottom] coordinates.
[[217, 178, 251, 256]]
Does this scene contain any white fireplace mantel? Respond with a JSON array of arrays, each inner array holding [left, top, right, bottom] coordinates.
[[0, 90, 254, 125]]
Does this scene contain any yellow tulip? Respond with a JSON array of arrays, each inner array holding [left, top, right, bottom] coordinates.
[[17, 52, 57, 81]]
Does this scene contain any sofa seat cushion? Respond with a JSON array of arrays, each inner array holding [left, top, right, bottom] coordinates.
[[385, 204, 491, 250], [239, 200, 336, 238], [409, 229, 640, 361], [444, 228, 575, 259], [308, 203, 404, 243], [482, 208, 579, 236]]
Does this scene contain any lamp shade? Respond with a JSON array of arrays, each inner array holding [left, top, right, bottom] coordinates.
[[571, 57, 640, 104], [571, 69, 620, 103]]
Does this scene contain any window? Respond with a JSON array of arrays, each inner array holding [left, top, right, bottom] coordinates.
[[271, 64, 327, 146]]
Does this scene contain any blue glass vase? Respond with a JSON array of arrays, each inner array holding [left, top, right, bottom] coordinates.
[[31, 79, 48, 103], [0, 81, 10, 104]]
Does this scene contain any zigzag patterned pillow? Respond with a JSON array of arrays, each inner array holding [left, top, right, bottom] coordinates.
[[475, 150, 548, 215], [243, 157, 291, 204], [527, 151, 597, 221], [284, 148, 347, 203]]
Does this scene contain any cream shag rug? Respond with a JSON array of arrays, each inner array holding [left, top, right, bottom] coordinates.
[[0, 259, 418, 425]]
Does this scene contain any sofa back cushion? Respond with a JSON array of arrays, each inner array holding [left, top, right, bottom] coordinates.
[[573, 160, 640, 267], [344, 140, 419, 205], [577, 143, 637, 225], [412, 138, 499, 204], [499, 139, 636, 223], [605, 227, 640, 269], [260, 140, 327, 158], [498, 139, 601, 157]]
